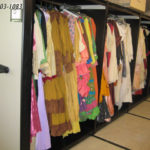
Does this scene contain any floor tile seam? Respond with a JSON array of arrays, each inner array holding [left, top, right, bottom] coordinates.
[[91, 135, 131, 150], [127, 112, 150, 121]]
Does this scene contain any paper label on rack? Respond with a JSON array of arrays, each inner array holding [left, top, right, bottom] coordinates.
[[11, 9, 21, 19]]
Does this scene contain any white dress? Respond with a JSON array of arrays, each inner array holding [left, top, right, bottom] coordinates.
[[115, 22, 133, 109], [106, 24, 118, 84], [133, 27, 147, 91]]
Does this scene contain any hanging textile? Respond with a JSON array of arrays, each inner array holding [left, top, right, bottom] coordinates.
[[62, 10, 99, 123], [44, 11, 73, 137], [133, 27, 147, 93], [31, 6, 100, 140], [30, 78, 41, 142], [115, 21, 133, 109], [36, 72, 51, 150], [143, 28, 150, 93], [99, 17, 134, 116]]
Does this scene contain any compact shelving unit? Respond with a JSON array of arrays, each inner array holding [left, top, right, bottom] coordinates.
[[21, 0, 150, 149]]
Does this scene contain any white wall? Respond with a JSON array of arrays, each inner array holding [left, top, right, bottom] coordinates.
[[0, 0, 23, 149]]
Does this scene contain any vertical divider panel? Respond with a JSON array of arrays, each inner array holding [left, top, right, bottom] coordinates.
[[23, 0, 150, 149], [21, 0, 35, 150]]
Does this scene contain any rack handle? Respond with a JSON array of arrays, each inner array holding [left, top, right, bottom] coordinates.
[[0, 64, 9, 73]]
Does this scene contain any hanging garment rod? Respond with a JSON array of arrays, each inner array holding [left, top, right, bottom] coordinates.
[[76, 5, 106, 10], [60, 5, 106, 11], [60, 5, 81, 11], [38, 0, 63, 6], [108, 14, 139, 20], [37, 0, 81, 10], [116, 15, 139, 20], [37, 0, 105, 10], [141, 21, 150, 24]]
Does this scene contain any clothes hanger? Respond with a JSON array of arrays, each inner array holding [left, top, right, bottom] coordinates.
[[107, 14, 118, 20], [60, 3, 81, 18], [61, 8, 79, 18], [116, 17, 127, 25]]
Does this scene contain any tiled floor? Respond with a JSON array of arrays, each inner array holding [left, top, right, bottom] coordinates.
[[70, 137, 124, 150], [129, 101, 150, 119], [70, 99, 150, 150], [146, 97, 150, 102]]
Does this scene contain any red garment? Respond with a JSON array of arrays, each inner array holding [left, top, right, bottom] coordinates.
[[42, 75, 57, 83], [144, 59, 147, 69], [133, 90, 143, 95], [106, 52, 111, 67], [30, 79, 41, 142], [108, 23, 114, 34]]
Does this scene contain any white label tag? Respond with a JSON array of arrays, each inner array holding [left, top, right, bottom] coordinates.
[[10, 3, 23, 22], [11, 9, 21, 19]]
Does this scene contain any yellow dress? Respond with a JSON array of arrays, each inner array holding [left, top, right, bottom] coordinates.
[[46, 14, 56, 77], [84, 17, 96, 64], [44, 76, 72, 136], [44, 11, 80, 137], [63, 65, 80, 137], [62, 15, 80, 137], [44, 11, 72, 137]]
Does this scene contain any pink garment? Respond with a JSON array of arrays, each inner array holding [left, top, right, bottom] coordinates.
[[76, 63, 90, 76], [69, 16, 76, 45], [80, 49, 89, 63], [78, 73, 90, 97], [105, 96, 114, 117], [33, 32, 36, 51], [63, 11, 76, 45], [30, 79, 41, 142], [85, 100, 97, 112]]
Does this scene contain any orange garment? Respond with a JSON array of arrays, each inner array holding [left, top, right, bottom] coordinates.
[[90, 18, 98, 103], [99, 36, 114, 116], [99, 38, 109, 103], [99, 71, 110, 103], [91, 18, 96, 39]]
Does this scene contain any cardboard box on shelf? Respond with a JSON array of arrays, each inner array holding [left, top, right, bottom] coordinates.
[[145, 0, 150, 16], [107, 0, 146, 12]]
